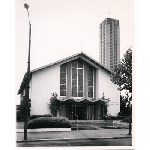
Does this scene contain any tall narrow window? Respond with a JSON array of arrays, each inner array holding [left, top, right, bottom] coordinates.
[[60, 64, 66, 96], [88, 65, 93, 98], [72, 59, 83, 97]]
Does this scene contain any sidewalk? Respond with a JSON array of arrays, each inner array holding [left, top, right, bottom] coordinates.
[[16, 128, 132, 142]]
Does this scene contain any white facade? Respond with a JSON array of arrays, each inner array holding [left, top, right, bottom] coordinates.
[[96, 67, 120, 116], [30, 63, 60, 115], [19, 52, 120, 118]]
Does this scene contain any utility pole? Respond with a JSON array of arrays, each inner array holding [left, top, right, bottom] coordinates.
[[24, 3, 31, 140], [129, 94, 132, 135], [125, 91, 132, 135]]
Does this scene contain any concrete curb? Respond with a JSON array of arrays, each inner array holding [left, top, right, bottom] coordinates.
[[16, 136, 132, 143], [101, 126, 129, 129]]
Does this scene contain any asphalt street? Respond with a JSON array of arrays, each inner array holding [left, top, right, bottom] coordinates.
[[17, 137, 132, 147]]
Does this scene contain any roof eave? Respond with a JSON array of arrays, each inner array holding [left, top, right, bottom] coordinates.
[[17, 52, 111, 94]]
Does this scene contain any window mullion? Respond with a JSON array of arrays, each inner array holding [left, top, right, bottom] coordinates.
[[92, 69, 94, 98], [72, 59, 84, 98], [77, 59, 78, 97]]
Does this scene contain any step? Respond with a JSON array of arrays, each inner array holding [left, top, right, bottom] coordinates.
[[70, 120, 114, 125]]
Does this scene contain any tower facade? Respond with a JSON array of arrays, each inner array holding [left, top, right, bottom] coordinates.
[[99, 18, 120, 70]]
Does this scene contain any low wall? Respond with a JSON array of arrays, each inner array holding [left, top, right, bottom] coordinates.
[[16, 128, 71, 132]]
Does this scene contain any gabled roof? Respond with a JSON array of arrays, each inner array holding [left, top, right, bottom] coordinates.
[[18, 51, 111, 95], [31, 51, 111, 73]]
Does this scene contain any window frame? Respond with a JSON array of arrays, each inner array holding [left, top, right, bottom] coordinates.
[[88, 65, 94, 99], [60, 64, 67, 97], [71, 59, 84, 98]]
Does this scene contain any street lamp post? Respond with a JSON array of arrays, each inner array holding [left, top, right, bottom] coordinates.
[[24, 3, 31, 140]]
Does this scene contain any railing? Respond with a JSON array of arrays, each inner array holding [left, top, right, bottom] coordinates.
[[88, 114, 94, 128], [75, 114, 78, 130]]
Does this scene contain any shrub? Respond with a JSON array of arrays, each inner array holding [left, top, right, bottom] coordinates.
[[47, 93, 60, 117], [117, 116, 124, 120], [16, 98, 31, 122], [122, 117, 132, 123], [16, 111, 24, 122], [27, 117, 71, 129], [103, 116, 111, 120], [110, 116, 116, 120], [118, 112, 122, 116], [29, 114, 52, 120], [103, 115, 124, 120]]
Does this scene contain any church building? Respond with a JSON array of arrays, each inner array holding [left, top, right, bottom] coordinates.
[[18, 52, 120, 120]]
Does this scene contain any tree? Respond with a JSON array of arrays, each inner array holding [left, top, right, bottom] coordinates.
[[16, 96, 31, 122], [47, 92, 60, 117], [110, 48, 132, 135], [120, 95, 130, 116], [110, 48, 132, 93]]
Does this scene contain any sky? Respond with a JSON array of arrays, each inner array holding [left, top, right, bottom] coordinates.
[[15, 0, 134, 104]]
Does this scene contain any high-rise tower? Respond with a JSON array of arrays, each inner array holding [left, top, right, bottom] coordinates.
[[99, 18, 120, 70]]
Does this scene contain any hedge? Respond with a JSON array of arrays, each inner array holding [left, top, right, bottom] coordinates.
[[27, 117, 71, 129], [122, 117, 132, 123], [29, 114, 52, 120], [103, 116, 126, 120]]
